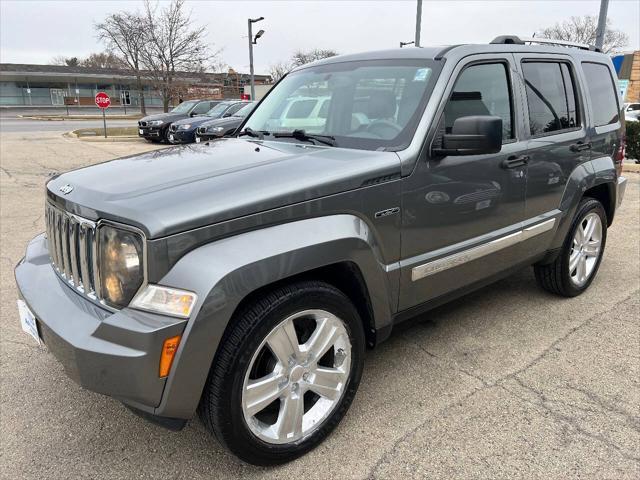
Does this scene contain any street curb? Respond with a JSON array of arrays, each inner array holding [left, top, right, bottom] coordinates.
[[63, 131, 146, 143]]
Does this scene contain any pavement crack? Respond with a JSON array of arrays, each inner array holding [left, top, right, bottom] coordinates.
[[501, 378, 640, 463], [499, 290, 640, 385], [401, 333, 496, 388]]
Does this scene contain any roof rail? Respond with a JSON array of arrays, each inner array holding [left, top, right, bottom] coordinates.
[[490, 35, 601, 52]]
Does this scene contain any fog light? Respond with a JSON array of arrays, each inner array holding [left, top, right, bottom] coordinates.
[[159, 335, 181, 377], [130, 284, 197, 318]]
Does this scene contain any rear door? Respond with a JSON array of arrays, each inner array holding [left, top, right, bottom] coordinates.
[[514, 54, 589, 253]]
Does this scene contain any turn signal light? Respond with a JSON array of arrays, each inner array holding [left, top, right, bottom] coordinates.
[[159, 335, 181, 378]]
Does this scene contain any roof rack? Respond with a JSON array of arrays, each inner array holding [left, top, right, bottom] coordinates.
[[490, 35, 601, 53]]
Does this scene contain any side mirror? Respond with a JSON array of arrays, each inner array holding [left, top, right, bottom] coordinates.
[[433, 115, 503, 156]]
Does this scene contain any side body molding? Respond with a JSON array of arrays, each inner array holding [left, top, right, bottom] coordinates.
[[153, 214, 395, 418], [548, 155, 616, 253]]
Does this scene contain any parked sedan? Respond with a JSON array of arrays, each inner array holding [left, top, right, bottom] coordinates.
[[195, 102, 256, 142], [167, 101, 248, 144], [138, 99, 219, 143]]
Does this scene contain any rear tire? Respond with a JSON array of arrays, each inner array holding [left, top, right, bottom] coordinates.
[[198, 281, 365, 466], [534, 197, 607, 297]]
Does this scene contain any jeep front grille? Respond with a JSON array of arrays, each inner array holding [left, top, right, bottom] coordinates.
[[45, 202, 100, 299]]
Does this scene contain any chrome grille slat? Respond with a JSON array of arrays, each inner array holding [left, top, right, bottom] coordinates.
[[54, 209, 64, 273], [60, 215, 71, 278], [45, 202, 98, 299], [91, 229, 101, 299], [69, 217, 79, 286], [78, 224, 91, 294]]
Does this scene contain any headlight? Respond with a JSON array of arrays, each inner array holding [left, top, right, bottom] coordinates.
[[178, 124, 191, 130], [208, 126, 225, 133], [149, 120, 164, 126], [97, 225, 145, 308], [131, 285, 197, 318]]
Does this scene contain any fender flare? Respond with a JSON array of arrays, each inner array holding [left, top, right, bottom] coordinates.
[[153, 214, 395, 418], [548, 156, 616, 253]]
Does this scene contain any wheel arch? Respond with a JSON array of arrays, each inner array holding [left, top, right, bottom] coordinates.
[[547, 156, 616, 255], [152, 214, 396, 419], [229, 261, 379, 349]]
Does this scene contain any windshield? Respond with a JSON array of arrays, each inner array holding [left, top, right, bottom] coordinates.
[[171, 100, 198, 114], [206, 102, 233, 117], [233, 103, 255, 118], [243, 59, 439, 150]]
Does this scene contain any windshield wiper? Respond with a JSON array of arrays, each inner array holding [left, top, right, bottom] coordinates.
[[273, 129, 336, 147], [238, 127, 268, 139]]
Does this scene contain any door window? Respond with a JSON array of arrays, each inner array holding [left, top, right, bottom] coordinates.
[[581, 62, 619, 127], [225, 102, 246, 116], [444, 63, 513, 141], [522, 61, 580, 136], [286, 99, 317, 119], [192, 102, 212, 115]]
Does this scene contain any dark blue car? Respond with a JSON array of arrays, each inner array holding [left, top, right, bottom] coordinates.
[[167, 100, 248, 144]]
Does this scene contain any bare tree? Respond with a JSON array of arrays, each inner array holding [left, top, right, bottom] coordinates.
[[537, 15, 628, 53], [81, 52, 128, 69], [140, 0, 213, 112], [268, 49, 338, 82], [268, 61, 290, 82], [96, 11, 148, 114], [49, 56, 79, 67], [290, 49, 339, 67]]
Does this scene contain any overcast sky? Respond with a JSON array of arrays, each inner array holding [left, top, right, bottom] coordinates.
[[1, 0, 638, 74]]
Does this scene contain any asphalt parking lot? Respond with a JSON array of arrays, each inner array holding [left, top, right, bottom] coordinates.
[[0, 124, 638, 479]]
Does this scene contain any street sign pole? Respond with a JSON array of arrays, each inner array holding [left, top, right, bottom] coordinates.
[[595, 0, 609, 51], [94, 92, 111, 139]]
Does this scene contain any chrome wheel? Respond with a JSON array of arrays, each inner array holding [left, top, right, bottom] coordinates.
[[569, 212, 602, 287], [241, 309, 352, 445]]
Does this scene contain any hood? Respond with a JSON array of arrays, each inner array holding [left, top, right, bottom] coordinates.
[[140, 112, 187, 123], [171, 116, 213, 128], [47, 138, 400, 238]]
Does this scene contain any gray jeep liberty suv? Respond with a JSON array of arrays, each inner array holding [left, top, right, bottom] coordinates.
[[15, 36, 628, 465]]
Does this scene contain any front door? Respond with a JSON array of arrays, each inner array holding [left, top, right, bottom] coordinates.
[[120, 90, 131, 105], [399, 55, 528, 310]]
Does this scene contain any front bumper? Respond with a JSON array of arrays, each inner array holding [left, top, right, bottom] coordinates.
[[14, 234, 187, 413], [138, 126, 164, 139], [168, 129, 196, 144]]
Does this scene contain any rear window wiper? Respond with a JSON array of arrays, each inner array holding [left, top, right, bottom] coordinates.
[[273, 129, 337, 147]]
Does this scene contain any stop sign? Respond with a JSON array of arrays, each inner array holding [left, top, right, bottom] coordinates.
[[95, 92, 111, 109]]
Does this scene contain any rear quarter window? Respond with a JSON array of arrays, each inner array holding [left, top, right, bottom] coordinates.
[[581, 62, 619, 127]]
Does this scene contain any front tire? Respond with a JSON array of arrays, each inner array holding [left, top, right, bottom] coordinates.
[[198, 281, 365, 465], [534, 197, 607, 297]]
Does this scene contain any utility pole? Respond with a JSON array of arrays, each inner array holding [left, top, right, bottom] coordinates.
[[247, 16, 264, 100], [595, 0, 609, 51], [414, 0, 423, 47]]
